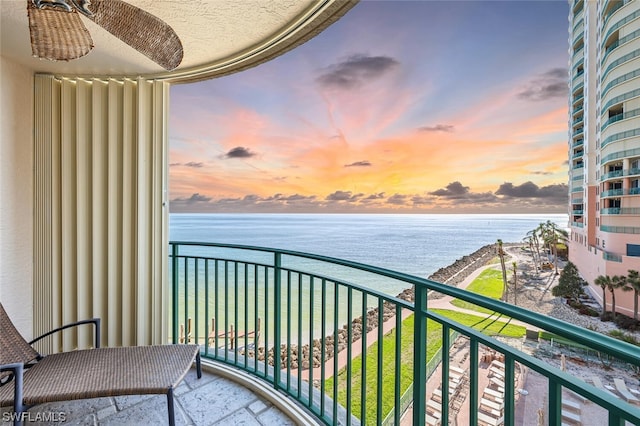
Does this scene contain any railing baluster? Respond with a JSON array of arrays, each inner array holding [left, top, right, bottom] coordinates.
[[441, 323, 450, 424], [548, 377, 561, 426], [264, 265, 269, 379], [333, 281, 339, 424], [234, 262, 239, 366], [297, 273, 303, 399], [194, 258, 199, 346], [609, 411, 625, 426], [273, 252, 282, 390], [224, 260, 229, 362], [469, 339, 479, 425], [321, 278, 326, 417], [361, 293, 367, 424], [413, 284, 427, 426], [346, 287, 353, 426], [170, 244, 178, 344], [244, 263, 249, 367], [214, 259, 219, 359], [287, 270, 292, 392], [394, 303, 401, 426], [376, 298, 383, 423], [505, 355, 515, 425], [253, 264, 259, 373], [204, 259, 209, 356], [183, 258, 189, 344], [309, 276, 315, 410]]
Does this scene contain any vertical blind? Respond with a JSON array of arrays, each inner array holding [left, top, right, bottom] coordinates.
[[33, 74, 168, 352]]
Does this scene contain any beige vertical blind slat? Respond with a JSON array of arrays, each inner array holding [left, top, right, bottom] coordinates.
[[60, 78, 77, 352], [51, 78, 62, 353], [33, 74, 168, 351], [136, 78, 151, 345], [152, 80, 168, 342], [75, 79, 92, 349], [106, 79, 123, 348], [121, 79, 135, 346], [91, 80, 108, 347]]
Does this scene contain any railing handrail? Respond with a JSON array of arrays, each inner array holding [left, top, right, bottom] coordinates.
[[170, 241, 640, 365]]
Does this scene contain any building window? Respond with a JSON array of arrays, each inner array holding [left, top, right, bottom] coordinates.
[[628, 244, 640, 257]]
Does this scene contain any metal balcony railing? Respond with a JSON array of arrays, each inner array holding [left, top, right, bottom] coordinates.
[[169, 242, 640, 426]]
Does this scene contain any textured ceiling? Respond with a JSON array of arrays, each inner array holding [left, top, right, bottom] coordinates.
[[1, 0, 355, 80]]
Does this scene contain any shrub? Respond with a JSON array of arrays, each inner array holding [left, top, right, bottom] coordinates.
[[578, 306, 599, 317], [601, 311, 615, 322], [613, 314, 640, 331], [609, 329, 640, 346], [569, 300, 582, 309]]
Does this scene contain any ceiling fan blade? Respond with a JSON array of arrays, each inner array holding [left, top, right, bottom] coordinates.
[[27, 1, 94, 61], [87, 0, 183, 70]]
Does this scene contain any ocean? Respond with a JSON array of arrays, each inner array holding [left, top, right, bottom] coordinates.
[[170, 213, 568, 281], [169, 213, 568, 342]]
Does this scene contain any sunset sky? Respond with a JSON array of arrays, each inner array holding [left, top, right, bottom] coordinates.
[[169, 1, 570, 214]]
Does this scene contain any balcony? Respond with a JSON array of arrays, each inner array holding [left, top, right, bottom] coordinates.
[[160, 242, 640, 425], [601, 188, 624, 197], [601, 169, 624, 180]]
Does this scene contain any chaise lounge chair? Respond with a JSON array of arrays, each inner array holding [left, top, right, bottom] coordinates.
[[0, 304, 201, 426]]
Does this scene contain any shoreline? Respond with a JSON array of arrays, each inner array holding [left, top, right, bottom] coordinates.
[[256, 242, 509, 370]]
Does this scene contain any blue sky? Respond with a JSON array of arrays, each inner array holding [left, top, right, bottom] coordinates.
[[169, 0, 570, 213]]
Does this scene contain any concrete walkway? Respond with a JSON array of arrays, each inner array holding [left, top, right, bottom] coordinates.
[[0, 363, 304, 426]]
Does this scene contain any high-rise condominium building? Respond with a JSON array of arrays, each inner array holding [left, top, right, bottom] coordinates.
[[568, 0, 640, 317]]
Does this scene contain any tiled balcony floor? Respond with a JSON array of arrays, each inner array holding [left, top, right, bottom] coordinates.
[[1, 363, 305, 425]]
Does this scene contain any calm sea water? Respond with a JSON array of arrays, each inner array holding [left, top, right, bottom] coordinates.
[[170, 213, 568, 280], [170, 213, 568, 343]]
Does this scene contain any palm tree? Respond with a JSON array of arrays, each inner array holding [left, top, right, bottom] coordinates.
[[512, 261, 518, 305], [542, 220, 568, 275], [609, 275, 631, 320], [523, 234, 539, 273], [594, 275, 611, 319], [627, 270, 640, 321], [497, 239, 508, 301]]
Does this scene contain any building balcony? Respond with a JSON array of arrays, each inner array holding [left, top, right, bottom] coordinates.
[[602, 207, 640, 215], [601, 169, 624, 180], [601, 188, 624, 197], [601, 225, 640, 234], [571, 221, 585, 228], [572, 94, 584, 105], [104, 241, 640, 425]]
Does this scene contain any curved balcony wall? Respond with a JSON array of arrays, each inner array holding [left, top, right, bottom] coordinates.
[[601, 6, 640, 53]]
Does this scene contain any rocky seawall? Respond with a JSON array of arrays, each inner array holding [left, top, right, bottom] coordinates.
[[247, 243, 511, 370]]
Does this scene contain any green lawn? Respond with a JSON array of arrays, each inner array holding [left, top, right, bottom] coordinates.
[[324, 309, 523, 423], [324, 266, 517, 423], [324, 314, 447, 424], [449, 268, 504, 313], [432, 309, 526, 338]]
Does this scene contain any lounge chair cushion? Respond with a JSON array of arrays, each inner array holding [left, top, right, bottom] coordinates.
[[0, 345, 199, 407]]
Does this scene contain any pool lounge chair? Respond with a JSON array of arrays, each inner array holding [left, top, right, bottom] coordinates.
[[614, 378, 640, 404], [0, 304, 201, 426], [589, 376, 618, 398]]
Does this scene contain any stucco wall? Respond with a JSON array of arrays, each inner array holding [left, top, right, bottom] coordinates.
[[0, 56, 33, 339]]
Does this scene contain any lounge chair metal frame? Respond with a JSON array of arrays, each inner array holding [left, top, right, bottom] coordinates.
[[0, 304, 201, 426]]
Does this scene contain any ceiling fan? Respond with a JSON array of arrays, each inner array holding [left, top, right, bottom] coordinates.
[[27, 0, 183, 70]]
